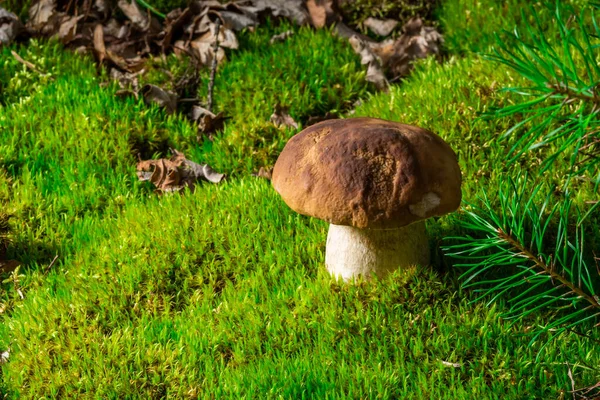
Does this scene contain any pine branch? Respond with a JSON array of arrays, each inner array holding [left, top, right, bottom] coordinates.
[[483, 2, 600, 180], [443, 174, 600, 342], [496, 228, 600, 311], [546, 81, 600, 107]]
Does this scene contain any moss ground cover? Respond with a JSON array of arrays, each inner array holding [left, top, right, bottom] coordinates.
[[1, 0, 599, 398]]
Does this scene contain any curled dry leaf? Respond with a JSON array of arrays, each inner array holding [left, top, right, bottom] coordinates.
[[28, 0, 58, 34], [363, 17, 398, 37], [137, 149, 225, 192], [0, 350, 8, 364], [191, 105, 227, 135], [0, 7, 22, 46], [270, 104, 299, 129], [306, 0, 338, 29], [348, 35, 388, 90], [251, 0, 308, 26], [117, 0, 151, 32], [385, 18, 443, 79], [269, 30, 293, 44], [252, 166, 273, 180], [141, 84, 178, 114], [440, 360, 462, 368], [58, 15, 83, 43], [345, 17, 442, 87]]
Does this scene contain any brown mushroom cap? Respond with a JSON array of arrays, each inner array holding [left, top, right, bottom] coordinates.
[[272, 117, 462, 229]]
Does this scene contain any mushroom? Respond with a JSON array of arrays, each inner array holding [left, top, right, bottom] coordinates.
[[272, 117, 461, 280]]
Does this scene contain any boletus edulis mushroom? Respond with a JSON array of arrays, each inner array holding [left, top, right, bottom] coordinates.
[[272, 117, 462, 281]]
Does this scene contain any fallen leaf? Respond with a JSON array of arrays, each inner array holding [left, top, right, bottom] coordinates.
[[385, 18, 443, 80], [0, 350, 8, 364], [141, 84, 178, 114], [269, 30, 293, 44], [252, 166, 273, 180], [250, 0, 308, 26], [363, 17, 398, 37], [93, 23, 106, 64], [440, 360, 462, 368], [217, 10, 258, 31], [28, 0, 57, 33], [348, 35, 388, 90], [270, 104, 298, 129], [191, 105, 227, 135], [118, 0, 151, 32], [306, 0, 339, 29], [0, 7, 23, 46], [58, 15, 83, 43], [136, 149, 225, 192]]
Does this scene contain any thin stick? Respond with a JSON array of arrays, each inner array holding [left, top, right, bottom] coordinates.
[[11, 51, 45, 76], [566, 362, 576, 400], [44, 254, 59, 275], [207, 18, 222, 113]]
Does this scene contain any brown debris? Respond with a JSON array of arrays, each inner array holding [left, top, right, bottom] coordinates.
[[191, 105, 227, 136], [363, 17, 398, 37], [141, 84, 178, 113], [269, 30, 293, 44], [137, 149, 225, 192], [270, 104, 299, 129], [0, 7, 23, 46], [253, 166, 273, 180], [345, 17, 443, 86]]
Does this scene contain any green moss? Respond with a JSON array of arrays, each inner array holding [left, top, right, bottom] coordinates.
[[438, 0, 590, 54], [0, 0, 599, 398], [194, 22, 369, 174]]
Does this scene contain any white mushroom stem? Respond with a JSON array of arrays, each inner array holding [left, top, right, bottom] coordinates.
[[325, 221, 430, 281]]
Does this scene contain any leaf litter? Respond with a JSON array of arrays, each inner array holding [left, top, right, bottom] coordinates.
[[7, 0, 444, 188], [137, 148, 225, 192]]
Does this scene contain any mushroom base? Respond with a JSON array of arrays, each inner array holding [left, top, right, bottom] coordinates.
[[325, 222, 430, 281]]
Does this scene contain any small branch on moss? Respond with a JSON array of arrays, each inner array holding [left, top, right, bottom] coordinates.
[[135, 0, 166, 19], [11, 50, 47, 77], [497, 228, 600, 310], [207, 18, 221, 113], [44, 254, 59, 275]]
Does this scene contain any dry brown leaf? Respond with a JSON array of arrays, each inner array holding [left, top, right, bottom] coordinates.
[[0, 7, 23, 46], [141, 84, 178, 114], [58, 15, 82, 43], [195, 23, 239, 50], [136, 149, 225, 192], [253, 166, 273, 180], [28, 0, 57, 31], [385, 18, 443, 80], [363, 17, 398, 37], [93, 23, 106, 64], [306, 0, 337, 29], [191, 105, 227, 135], [250, 0, 308, 25], [117, 0, 151, 31], [217, 10, 258, 31], [269, 30, 293, 44], [270, 104, 298, 129], [348, 35, 388, 90]]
